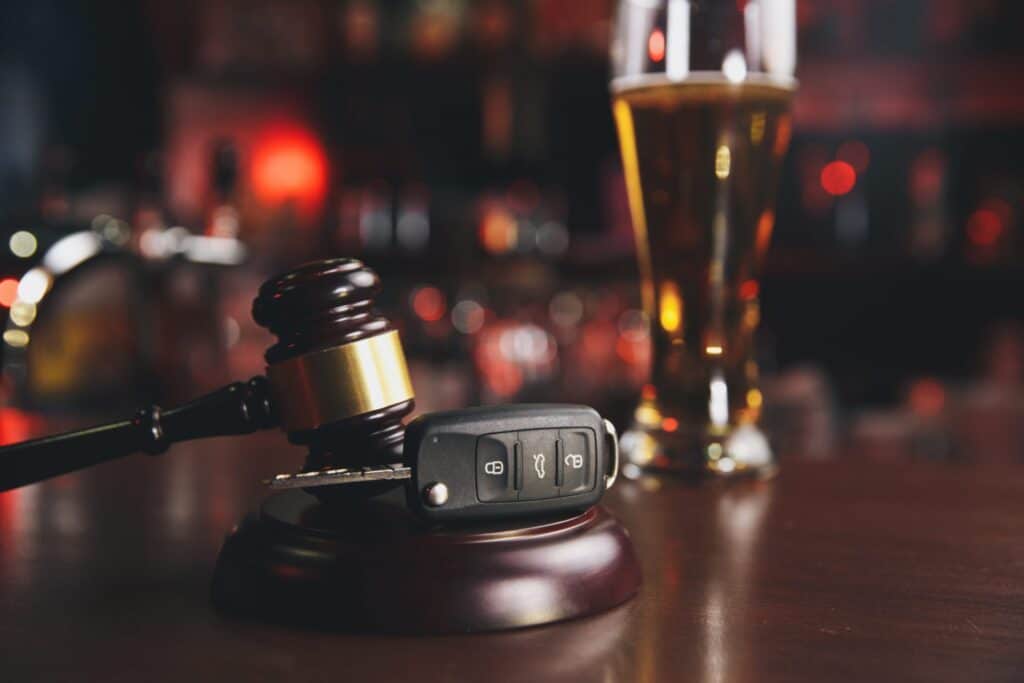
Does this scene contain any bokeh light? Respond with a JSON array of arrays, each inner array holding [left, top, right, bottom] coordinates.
[[451, 300, 485, 334], [479, 205, 517, 254], [722, 49, 747, 83], [648, 28, 665, 63], [0, 279, 19, 308], [251, 127, 328, 213], [739, 280, 759, 301], [9, 301, 36, 326], [411, 286, 446, 322], [908, 378, 946, 417], [3, 330, 29, 348], [9, 231, 37, 259], [17, 268, 52, 304], [820, 161, 857, 196], [967, 209, 1003, 247]]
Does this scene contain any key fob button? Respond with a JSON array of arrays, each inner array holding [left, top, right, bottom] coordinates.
[[476, 433, 517, 502], [558, 428, 596, 495], [518, 430, 559, 500]]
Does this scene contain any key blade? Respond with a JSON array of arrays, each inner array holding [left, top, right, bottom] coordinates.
[[264, 463, 411, 490]]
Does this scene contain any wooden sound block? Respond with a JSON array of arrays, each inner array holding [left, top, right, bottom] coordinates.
[[211, 489, 641, 633]]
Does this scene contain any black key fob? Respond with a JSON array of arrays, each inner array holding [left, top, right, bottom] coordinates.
[[403, 404, 619, 523]]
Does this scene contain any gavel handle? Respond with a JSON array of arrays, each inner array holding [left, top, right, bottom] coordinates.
[[0, 377, 276, 492]]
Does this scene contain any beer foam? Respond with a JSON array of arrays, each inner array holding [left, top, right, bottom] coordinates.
[[610, 70, 797, 96]]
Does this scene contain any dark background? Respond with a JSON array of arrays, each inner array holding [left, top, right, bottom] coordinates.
[[0, 0, 1022, 461]]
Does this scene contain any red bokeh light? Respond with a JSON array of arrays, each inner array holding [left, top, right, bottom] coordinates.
[[739, 279, 759, 301], [910, 148, 945, 205], [908, 378, 946, 418], [616, 336, 645, 365], [0, 408, 40, 445], [486, 364, 523, 398], [0, 279, 18, 308], [820, 161, 857, 196], [648, 28, 666, 63], [412, 286, 446, 322], [967, 209, 1003, 247], [251, 127, 328, 213], [661, 417, 679, 433]]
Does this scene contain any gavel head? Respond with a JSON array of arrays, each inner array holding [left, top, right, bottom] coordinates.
[[252, 259, 415, 483]]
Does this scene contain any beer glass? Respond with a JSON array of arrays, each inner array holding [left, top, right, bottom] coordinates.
[[610, 0, 796, 477]]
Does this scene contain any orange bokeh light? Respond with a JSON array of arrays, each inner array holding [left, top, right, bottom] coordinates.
[[0, 279, 18, 308], [648, 28, 666, 63], [661, 417, 679, 433], [616, 335, 647, 365], [412, 286, 446, 322], [820, 160, 857, 196], [251, 127, 328, 212], [479, 205, 517, 254], [909, 378, 946, 418], [756, 209, 775, 255]]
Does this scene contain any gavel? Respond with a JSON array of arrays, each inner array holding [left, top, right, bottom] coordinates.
[[0, 258, 416, 494]]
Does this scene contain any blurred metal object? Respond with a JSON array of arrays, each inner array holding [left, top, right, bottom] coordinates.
[[138, 226, 247, 265], [2, 222, 247, 415], [266, 463, 412, 491], [2, 230, 150, 413]]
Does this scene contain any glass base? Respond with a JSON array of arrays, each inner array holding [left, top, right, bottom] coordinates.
[[619, 421, 777, 481]]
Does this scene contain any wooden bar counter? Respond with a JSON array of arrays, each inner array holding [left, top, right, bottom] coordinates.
[[1, 432, 1021, 681]]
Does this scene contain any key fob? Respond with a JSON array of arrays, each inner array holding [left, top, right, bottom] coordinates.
[[403, 404, 619, 523]]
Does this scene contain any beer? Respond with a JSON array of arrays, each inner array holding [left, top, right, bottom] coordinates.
[[612, 75, 793, 473]]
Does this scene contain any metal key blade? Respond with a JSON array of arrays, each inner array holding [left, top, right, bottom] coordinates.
[[264, 463, 411, 490]]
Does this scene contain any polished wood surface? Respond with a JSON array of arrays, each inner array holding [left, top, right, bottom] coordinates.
[[2, 432, 1022, 681], [213, 491, 640, 632]]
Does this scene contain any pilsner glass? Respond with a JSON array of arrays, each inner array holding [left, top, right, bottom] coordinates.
[[610, 0, 796, 477]]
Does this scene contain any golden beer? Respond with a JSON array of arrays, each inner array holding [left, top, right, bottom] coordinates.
[[613, 75, 793, 475]]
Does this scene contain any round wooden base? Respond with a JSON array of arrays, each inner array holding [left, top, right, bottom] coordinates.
[[211, 489, 641, 633]]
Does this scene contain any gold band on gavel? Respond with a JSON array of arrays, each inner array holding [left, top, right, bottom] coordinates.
[[266, 330, 415, 432]]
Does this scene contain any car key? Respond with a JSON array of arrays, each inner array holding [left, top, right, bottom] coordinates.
[[265, 404, 619, 523]]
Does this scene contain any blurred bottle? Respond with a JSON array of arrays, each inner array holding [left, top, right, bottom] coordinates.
[[908, 148, 950, 262], [957, 323, 1024, 463], [205, 138, 242, 239], [132, 150, 169, 247]]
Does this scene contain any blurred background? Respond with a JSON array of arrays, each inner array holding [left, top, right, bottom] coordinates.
[[0, 0, 1021, 464]]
